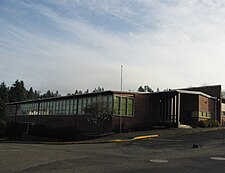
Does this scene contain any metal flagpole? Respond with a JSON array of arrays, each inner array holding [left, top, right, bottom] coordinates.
[[120, 65, 123, 133]]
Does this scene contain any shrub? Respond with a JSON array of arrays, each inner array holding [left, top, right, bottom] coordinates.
[[199, 119, 220, 127]]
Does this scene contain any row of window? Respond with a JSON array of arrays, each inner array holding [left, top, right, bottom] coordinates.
[[199, 111, 211, 118], [7, 95, 135, 117], [7, 95, 114, 116], [192, 111, 212, 118]]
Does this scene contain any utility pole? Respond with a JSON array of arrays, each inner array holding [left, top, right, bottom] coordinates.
[[120, 65, 123, 133]]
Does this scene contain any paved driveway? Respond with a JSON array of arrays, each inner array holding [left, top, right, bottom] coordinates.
[[1, 129, 225, 173]]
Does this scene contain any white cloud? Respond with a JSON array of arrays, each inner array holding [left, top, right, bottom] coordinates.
[[1, 0, 225, 94]]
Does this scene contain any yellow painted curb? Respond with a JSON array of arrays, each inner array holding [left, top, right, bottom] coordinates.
[[40, 134, 159, 145], [132, 134, 159, 140]]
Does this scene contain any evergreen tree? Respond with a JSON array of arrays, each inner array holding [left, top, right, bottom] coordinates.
[[144, 85, 154, 93], [74, 90, 79, 95], [34, 90, 40, 100], [93, 86, 104, 93], [27, 87, 34, 100], [0, 82, 9, 118], [138, 85, 154, 92], [9, 80, 27, 102], [0, 82, 9, 103], [138, 86, 145, 92], [0, 99, 4, 117], [40, 90, 56, 98], [54, 90, 61, 97]]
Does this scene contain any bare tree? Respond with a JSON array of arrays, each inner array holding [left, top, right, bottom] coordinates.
[[85, 96, 112, 133]]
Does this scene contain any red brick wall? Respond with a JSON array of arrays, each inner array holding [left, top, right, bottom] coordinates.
[[199, 95, 209, 112], [199, 95, 216, 118]]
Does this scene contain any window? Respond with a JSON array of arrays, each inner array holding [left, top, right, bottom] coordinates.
[[59, 100, 63, 114], [108, 96, 113, 112], [81, 98, 87, 115], [55, 101, 59, 115], [48, 101, 53, 115], [61, 100, 66, 114], [87, 98, 91, 107], [78, 99, 82, 115], [102, 96, 108, 110], [72, 99, 77, 115], [203, 112, 207, 117], [7, 105, 16, 116], [114, 96, 120, 115], [127, 98, 134, 116], [113, 96, 134, 117], [121, 97, 127, 115], [52, 101, 56, 115], [207, 112, 211, 118], [65, 100, 70, 115], [92, 97, 96, 104]]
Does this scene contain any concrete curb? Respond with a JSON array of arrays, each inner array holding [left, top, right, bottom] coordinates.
[[39, 134, 159, 145]]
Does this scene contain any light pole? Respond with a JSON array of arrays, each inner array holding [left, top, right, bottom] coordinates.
[[120, 65, 123, 133]]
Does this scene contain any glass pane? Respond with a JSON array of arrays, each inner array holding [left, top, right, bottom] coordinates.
[[121, 97, 127, 115], [82, 98, 87, 115], [128, 98, 134, 116], [87, 98, 91, 106], [66, 100, 70, 115], [108, 95, 113, 112], [78, 99, 82, 115], [73, 99, 77, 115], [52, 101, 55, 115], [114, 96, 120, 114]]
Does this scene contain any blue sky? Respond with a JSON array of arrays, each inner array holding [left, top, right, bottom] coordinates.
[[1, 0, 225, 94]]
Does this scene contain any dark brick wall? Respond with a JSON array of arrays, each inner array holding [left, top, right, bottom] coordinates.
[[6, 115, 112, 133], [180, 93, 198, 125], [184, 85, 221, 99], [183, 85, 221, 123], [112, 116, 137, 131], [134, 94, 149, 122]]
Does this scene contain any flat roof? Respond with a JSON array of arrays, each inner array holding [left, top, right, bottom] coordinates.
[[143, 89, 216, 99], [6, 90, 142, 105], [176, 90, 216, 99]]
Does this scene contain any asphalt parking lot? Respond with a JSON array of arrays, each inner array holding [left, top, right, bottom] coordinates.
[[1, 128, 225, 173]]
